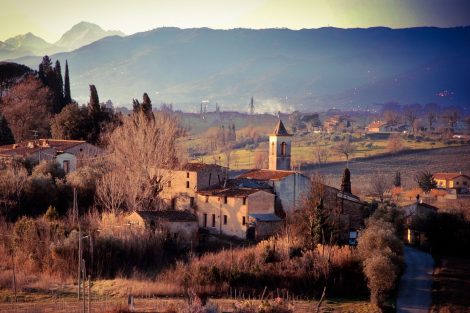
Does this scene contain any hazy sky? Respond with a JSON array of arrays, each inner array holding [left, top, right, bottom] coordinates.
[[1, 0, 470, 42]]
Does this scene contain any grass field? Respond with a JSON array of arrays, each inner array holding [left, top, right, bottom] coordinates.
[[0, 290, 379, 313]]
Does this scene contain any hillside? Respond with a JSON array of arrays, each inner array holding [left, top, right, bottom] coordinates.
[[11, 26, 470, 111]]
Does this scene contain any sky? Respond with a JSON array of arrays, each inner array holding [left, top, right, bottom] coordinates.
[[1, 0, 470, 42]]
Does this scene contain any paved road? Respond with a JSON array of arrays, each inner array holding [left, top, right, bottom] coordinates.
[[397, 246, 435, 313]]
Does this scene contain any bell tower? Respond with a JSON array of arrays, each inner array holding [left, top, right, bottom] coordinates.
[[268, 119, 292, 171]]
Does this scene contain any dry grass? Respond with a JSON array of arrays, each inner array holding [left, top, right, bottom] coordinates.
[[431, 257, 470, 313]]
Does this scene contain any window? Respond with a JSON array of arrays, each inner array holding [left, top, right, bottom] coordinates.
[[208, 173, 212, 186], [464, 181, 468, 186], [224, 196, 228, 204], [456, 181, 460, 185], [203, 213, 207, 227], [242, 197, 246, 205], [242, 216, 246, 225], [205, 196, 209, 203], [63, 160, 70, 174], [190, 197, 194, 207], [186, 181, 190, 188], [223, 215, 227, 225], [281, 142, 287, 156], [167, 180, 171, 187], [186, 172, 190, 178], [212, 214, 216, 227], [271, 142, 275, 155]]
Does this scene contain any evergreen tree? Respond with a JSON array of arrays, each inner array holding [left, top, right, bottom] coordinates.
[[63, 60, 71, 104], [394, 171, 401, 187], [87, 84, 102, 144], [141, 92, 153, 118], [415, 171, 437, 193], [0, 114, 14, 145], [132, 98, 141, 113], [341, 168, 352, 194], [38, 56, 52, 83], [53, 60, 64, 113]]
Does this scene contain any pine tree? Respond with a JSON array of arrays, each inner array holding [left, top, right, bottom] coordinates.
[[394, 171, 401, 187], [63, 60, 71, 104], [132, 98, 141, 113], [38, 56, 52, 83], [53, 60, 64, 113], [0, 114, 14, 145], [415, 171, 437, 193], [341, 168, 352, 194]]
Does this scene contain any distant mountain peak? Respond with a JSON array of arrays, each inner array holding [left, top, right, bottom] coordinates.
[[55, 21, 124, 50]]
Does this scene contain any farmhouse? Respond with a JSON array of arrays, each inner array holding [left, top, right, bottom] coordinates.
[[0, 139, 102, 173], [401, 199, 438, 246], [434, 172, 470, 190]]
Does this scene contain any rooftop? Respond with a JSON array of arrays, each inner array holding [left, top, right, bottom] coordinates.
[[198, 187, 266, 198], [271, 119, 292, 136], [0, 139, 89, 157], [434, 172, 470, 180], [134, 210, 197, 222], [181, 162, 224, 172], [237, 169, 300, 181], [368, 120, 388, 129]]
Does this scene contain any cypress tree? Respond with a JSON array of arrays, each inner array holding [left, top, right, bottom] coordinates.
[[0, 114, 14, 145], [394, 171, 401, 187], [38, 55, 52, 83], [54, 60, 64, 113], [63, 60, 71, 104], [87, 84, 101, 144], [341, 168, 352, 194], [132, 98, 141, 113]]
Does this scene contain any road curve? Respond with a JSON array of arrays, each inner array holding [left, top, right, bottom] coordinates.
[[397, 246, 434, 313]]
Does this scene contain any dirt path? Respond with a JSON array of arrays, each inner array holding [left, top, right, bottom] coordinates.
[[397, 246, 434, 313]]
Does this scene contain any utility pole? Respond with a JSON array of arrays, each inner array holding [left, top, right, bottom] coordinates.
[[82, 260, 86, 313], [88, 275, 91, 313], [78, 225, 82, 301], [11, 250, 17, 303]]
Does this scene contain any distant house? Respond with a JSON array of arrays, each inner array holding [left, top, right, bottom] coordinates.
[[434, 172, 470, 191], [0, 139, 102, 172], [366, 120, 410, 133], [401, 200, 438, 246], [323, 115, 353, 133], [125, 210, 198, 243]]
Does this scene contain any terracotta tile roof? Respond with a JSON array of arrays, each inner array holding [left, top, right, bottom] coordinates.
[[182, 162, 224, 172], [0, 146, 55, 158], [434, 172, 470, 180], [135, 210, 197, 222], [0, 139, 90, 157], [236, 169, 297, 181], [368, 120, 387, 129], [271, 120, 292, 136], [198, 187, 265, 198]]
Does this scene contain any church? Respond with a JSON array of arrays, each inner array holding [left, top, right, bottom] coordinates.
[[155, 119, 364, 242]]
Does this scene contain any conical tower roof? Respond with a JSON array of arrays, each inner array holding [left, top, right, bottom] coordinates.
[[271, 119, 292, 136]]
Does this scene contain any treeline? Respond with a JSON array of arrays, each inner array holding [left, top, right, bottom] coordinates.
[[0, 56, 118, 145]]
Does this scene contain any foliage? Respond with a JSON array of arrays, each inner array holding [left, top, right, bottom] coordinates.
[[414, 171, 437, 193], [0, 114, 14, 145], [50, 103, 88, 140], [393, 171, 401, 187], [0, 75, 52, 142], [358, 215, 404, 310], [32, 160, 65, 180]]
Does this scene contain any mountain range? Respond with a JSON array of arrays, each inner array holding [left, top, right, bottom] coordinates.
[[7, 26, 470, 112], [0, 22, 124, 60]]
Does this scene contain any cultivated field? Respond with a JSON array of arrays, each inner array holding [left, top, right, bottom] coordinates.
[[305, 145, 470, 191]]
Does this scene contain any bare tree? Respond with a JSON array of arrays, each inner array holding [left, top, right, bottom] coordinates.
[[383, 110, 400, 125], [95, 170, 127, 213], [369, 172, 392, 203], [0, 163, 28, 208], [314, 146, 330, 165], [253, 150, 267, 169], [387, 133, 403, 153], [105, 111, 185, 211], [403, 104, 420, 133], [336, 138, 356, 165]]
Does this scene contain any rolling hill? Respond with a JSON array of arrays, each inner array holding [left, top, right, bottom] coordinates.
[[10, 26, 470, 111]]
